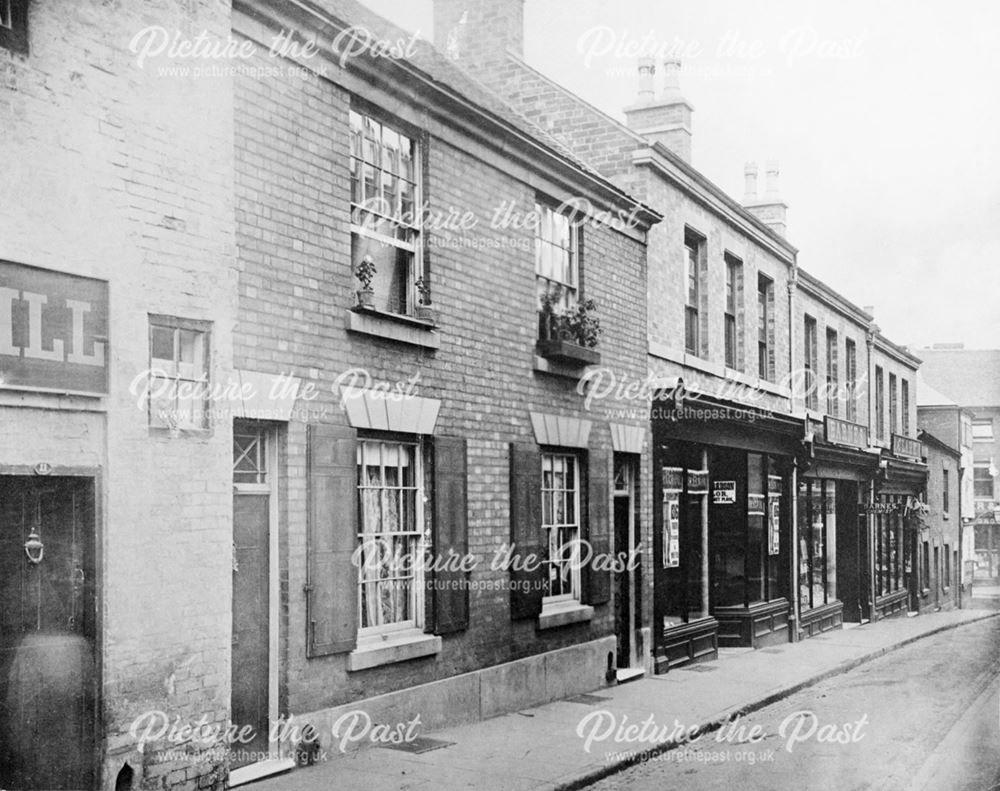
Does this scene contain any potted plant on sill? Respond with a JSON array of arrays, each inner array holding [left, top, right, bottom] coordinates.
[[414, 276, 436, 325], [354, 255, 376, 309], [537, 286, 602, 366]]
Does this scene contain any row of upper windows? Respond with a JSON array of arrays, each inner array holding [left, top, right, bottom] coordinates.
[[802, 316, 862, 422], [873, 365, 912, 441], [683, 227, 777, 382]]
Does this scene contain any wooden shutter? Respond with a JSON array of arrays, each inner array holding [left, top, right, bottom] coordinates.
[[306, 423, 358, 657], [432, 436, 469, 634], [509, 443, 544, 619], [584, 446, 612, 606]]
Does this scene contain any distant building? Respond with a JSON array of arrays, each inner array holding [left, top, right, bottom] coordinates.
[[917, 375, 975, 588], [919, 347, 1000, 583], [917, 430, 962, 611]]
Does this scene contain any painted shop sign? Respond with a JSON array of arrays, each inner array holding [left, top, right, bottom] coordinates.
[[824, 416, 869, 450], [891, 433, 924, 461], [0, 260, 109, 395], [712, 480, 736, 504]]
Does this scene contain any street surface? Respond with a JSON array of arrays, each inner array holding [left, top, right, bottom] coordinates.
[[588, 617, 1000, 791]]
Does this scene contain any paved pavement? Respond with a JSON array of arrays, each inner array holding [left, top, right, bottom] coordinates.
[[248, 609, 1000, 791]]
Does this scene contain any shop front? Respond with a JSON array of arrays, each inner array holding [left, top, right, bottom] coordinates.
[[873, 436, 928, 620], [798, 417, 880, 635], [652, 394, 800, 671]]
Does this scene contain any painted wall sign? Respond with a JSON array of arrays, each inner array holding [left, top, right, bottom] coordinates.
[[0, 260, 109, 394], [712, 480, 736, 504]]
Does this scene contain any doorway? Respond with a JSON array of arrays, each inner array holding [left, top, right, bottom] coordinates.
[[835, 482, 870, 622], [0, 475, 97, 790], [613, 454, 640, 671], [231, 422, 279, 772]]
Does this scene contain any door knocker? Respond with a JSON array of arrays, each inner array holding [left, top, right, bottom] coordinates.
[[24, 526, 44, 564]]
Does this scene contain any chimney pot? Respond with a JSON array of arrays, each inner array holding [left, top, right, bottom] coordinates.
[[743, 161, 758, 202], [764, 160, 780, 198], [637, 56, 655, 104], [661, 58, 682, 98]]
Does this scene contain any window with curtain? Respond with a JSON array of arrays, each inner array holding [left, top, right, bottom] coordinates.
[[349, 109, 420, 315], [541, 453, 581, 602], [356, 439, 423, 633]]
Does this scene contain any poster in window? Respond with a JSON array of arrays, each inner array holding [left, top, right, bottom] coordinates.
[[663, 496, 680, 568], [747, 493, 766, 516], [768, 496, 781, 555], [713, 480, 736, 504]]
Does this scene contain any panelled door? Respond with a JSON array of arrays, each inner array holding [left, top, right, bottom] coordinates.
[[613, 455, 639, 669], [231, 423, 275, 768], [0, 476, 97, 790]]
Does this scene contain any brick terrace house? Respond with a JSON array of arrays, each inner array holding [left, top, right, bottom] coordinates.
[[1, 0, 236, 789], [432, 0, 930, 663], [229, 0, 660, 784], [919, 347, 1000, 583]]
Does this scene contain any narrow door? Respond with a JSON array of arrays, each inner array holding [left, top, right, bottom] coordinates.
[[0, 476, 97, 790], [232, 425, 273, 767], [613, 455, 638, 669]]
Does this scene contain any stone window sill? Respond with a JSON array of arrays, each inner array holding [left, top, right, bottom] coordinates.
[[533, 354, 599, 380], [537, 600, 594, 630], [346, 308, 440, 350], [346, 630, 441, 672]]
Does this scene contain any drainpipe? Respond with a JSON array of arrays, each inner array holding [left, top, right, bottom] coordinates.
[[701, 449, 710, 619], [790, 458, 800, 641]]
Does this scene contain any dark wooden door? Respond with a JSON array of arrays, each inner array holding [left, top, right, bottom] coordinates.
[[0, 476, 97, 790], [231, 492, 270, 767]]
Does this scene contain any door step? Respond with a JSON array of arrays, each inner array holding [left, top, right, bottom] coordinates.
[[229, 758, 296, 787], [615, 668, 646, 684]]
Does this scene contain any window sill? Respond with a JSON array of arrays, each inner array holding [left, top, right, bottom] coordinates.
[[537, 600, 593, 630], [533, 354, 600, 380], [148, 425, 213, 439], [346, 308, 440, 350], [346, 630, 442, 672]]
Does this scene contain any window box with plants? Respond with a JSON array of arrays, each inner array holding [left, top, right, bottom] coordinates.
[[537, 286, 602, 367]]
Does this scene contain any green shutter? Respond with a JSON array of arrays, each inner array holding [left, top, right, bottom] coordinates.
[[306, 423, 358, 657], [432, 436, 470, 634], [509, 443, 544, 619], [584, 447, 612, 606]]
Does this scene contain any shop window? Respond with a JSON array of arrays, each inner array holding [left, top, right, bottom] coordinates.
[[349, 108, 421, 316], [797, 479, 837, 611], [875, 499, 903, 596], [541, 453, 581, 603], [661, 448, 710, 627], [0, 0, 28, 54], [803, 316, 818, 410], [356, 439, 424, 634], [147, 315, 211, 431]]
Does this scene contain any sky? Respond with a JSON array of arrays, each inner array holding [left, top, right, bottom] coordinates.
[[360, 0, 1000, 349]]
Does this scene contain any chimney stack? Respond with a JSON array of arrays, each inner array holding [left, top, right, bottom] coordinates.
[[623, 57, 694, 164], [742, 159, 788, 237]]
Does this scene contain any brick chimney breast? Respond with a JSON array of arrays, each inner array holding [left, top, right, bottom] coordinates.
[[623, 57, 694, 164]]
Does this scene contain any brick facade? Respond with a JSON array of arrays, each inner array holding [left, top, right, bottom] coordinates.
[[1, 1, 235, 788]]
